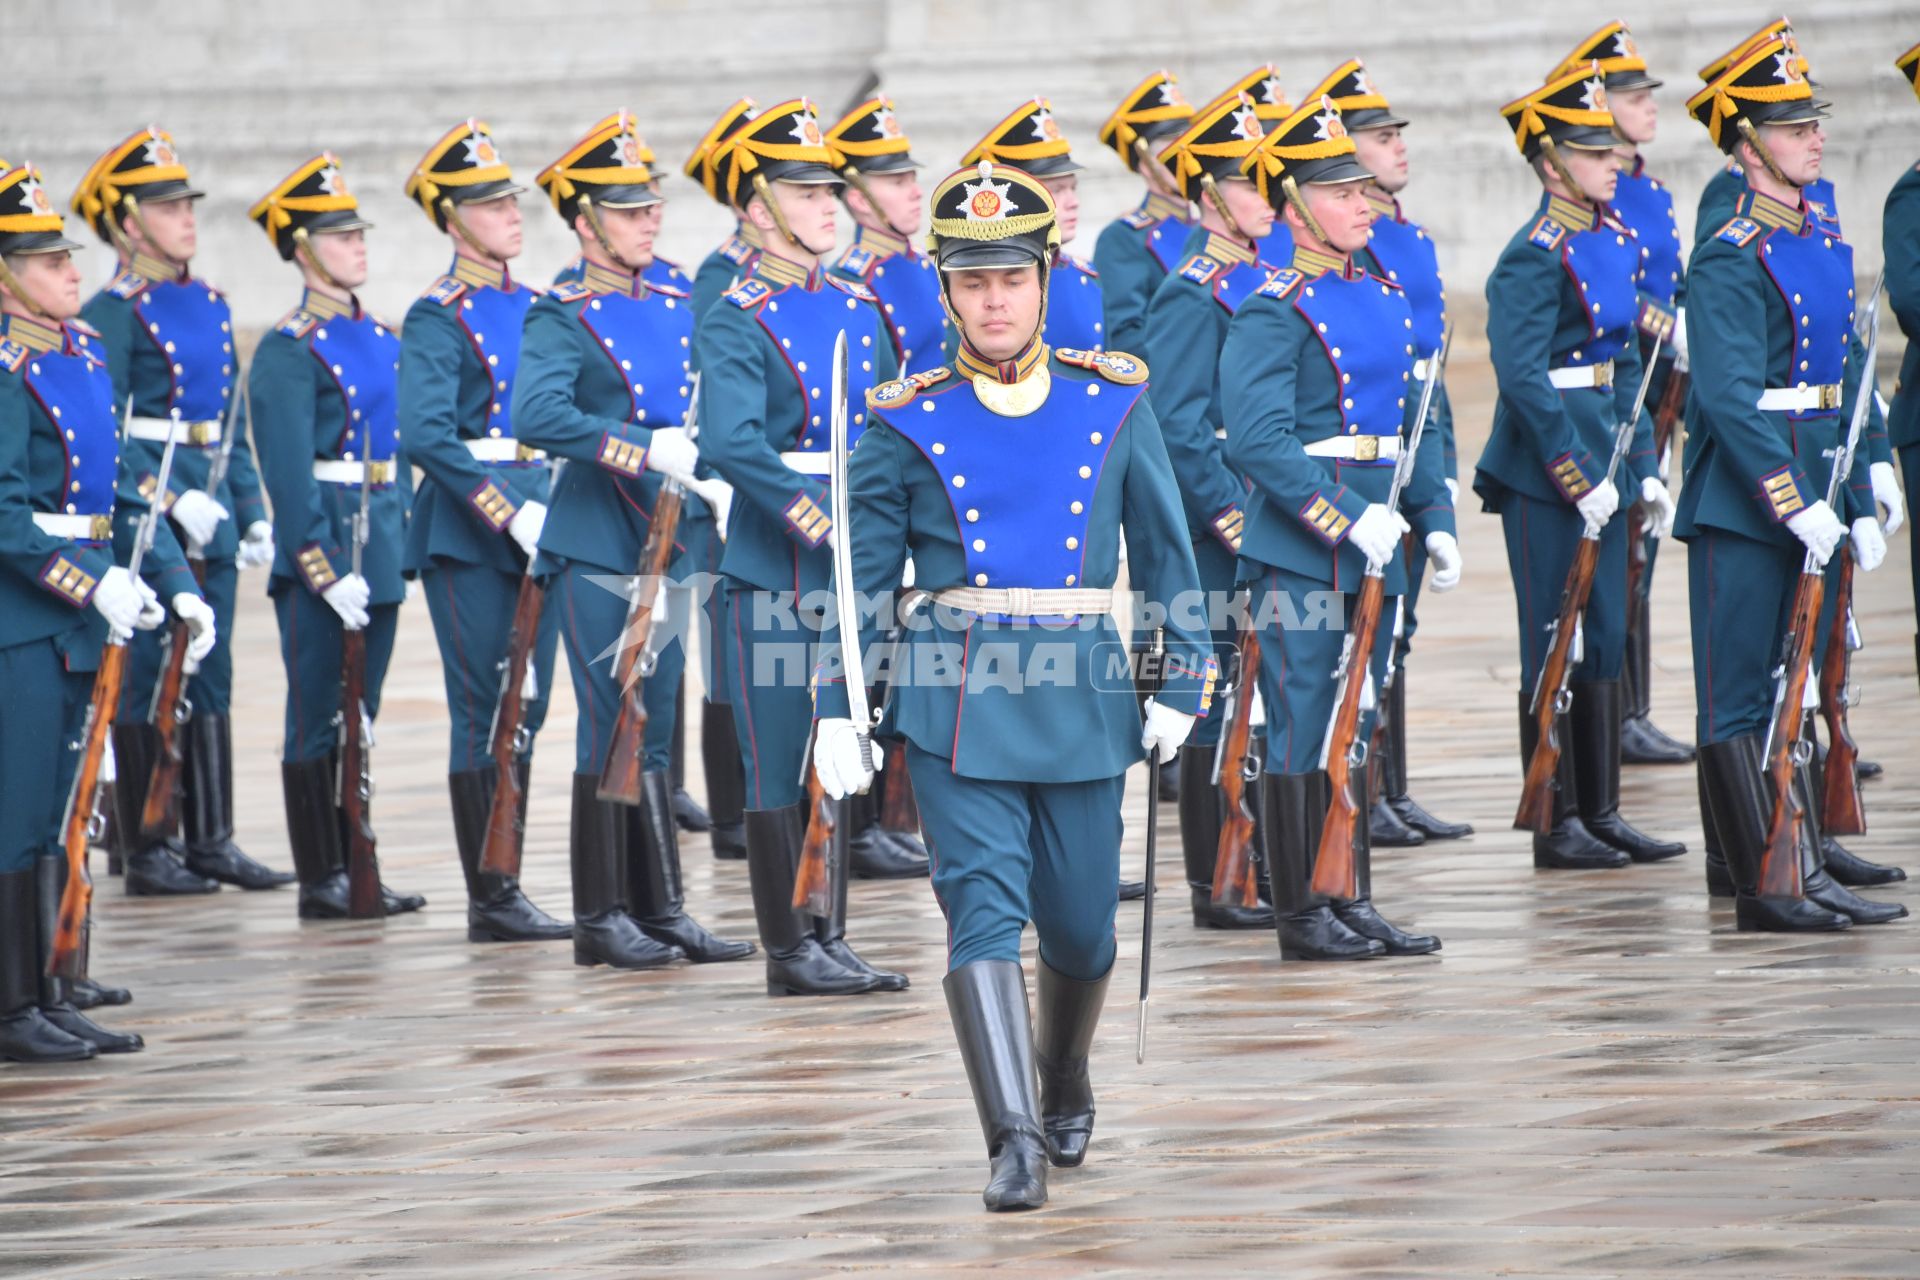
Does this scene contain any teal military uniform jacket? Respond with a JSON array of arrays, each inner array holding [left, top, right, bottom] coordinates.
[[1220, 252, 1454, 596], [0, 313, 193, 664], [828, 225, 948, 376], [1093, 193, 1192, 355], [1140, 224, 1263, 552], [1884, 162, 1920, 450], [80, 261, 267, 563], [695, 256, 897, 595], [1475, 194, 1658, 512], [248, 291, 411, 604], [1675, 191, 1872, 546], [690, 229, 762, 366], [813, 345, 1214, 784]]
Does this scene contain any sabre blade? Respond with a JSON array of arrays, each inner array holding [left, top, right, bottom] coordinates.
[[828, 329, 874, 769]]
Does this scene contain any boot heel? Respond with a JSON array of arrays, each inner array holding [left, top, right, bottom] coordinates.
[[573, 946, 603, 967]]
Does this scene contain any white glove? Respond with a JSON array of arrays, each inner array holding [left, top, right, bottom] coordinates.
[[168, 488, 229, 549], [237, 520, 275, 569], [1870, 460, 1905, 537], [1575, 479, 1620, 530], [322, 573, 372, 629], [644, 426, 700, 482], [1639, 476, 1676, 539], [1347, 503, 1411, 570], [1851, 516, 1887, 573], [1785, 500, 1847, 566], [91, 566, 152, 635], [1670, 305, 1689, 373], [812, 717, 881, 799], [1424, 531, 1462, 592], [507, 500, 546, 559], [170, 592, 217, 667], [1140, 696, 1197, 764], [684, 475, 734, 538], [1443, 477, 1460, 507], [1800, 673, 1820, 710]]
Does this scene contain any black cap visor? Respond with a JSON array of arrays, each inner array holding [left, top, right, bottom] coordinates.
[[1344, 107, 1410, 132], [1603, 71, 1663, 93], [582, 182, 663, 210], [761, 160, 845, 188], [1294, 154, 1375, 186], [937, 240, 1047, 272], [848, 152, 921, 175], [449, 178, 527, 206], [128, 179, 204, 205], [306, 208, 374, 235], [0, 229, 86, 255], [1016, 154, 1082, 178]]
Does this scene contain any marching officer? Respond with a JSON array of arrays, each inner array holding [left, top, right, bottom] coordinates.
[[1137, 86, 1276, 930], [246, 153, 426, 919], [962, 100, 1104, 353], [695, 98, 909, 995], [1, 159, 212, 1060], [511, 112, 755, 971], [812, 160, 1211, 1210], [1677, 34, 1904, 930], [395, 119, 570, 944], [1474, 66, 1684, 872], [1311, 59, 1476, 848], [1546, 23, 1694, 769], [1219, 96, 1455, 962], [1893, 44, 1920, 693], [70, 128, 289, 895], [1092, 70, 1195, 355]]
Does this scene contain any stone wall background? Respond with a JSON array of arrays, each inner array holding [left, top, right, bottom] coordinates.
[[3, 0, 1913, 335]]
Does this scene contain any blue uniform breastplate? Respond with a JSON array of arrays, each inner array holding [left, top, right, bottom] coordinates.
[[1559, 223, 1640, 365], [1213, 259, 1265, 316], [575, 288, 695, 427], [1367, 216, 1446, 360], [1803, 178, 1841, 235], [456, 284, 535, 439], [1043, 259, 1104, 352], [134, 278, 235, 420], [1146, 219, 1183, 273], [1757, 225, 1855, 418], [1610, 170, 1682, 307], [1291, 271, 1415, 443], [1258, 223, 1296, 271], [24, 343, 120, 523], [310, 313, 401, 460], [882, 371, 1138, 591], [866, 251, 946, 376], [752, 281, 880, 456]]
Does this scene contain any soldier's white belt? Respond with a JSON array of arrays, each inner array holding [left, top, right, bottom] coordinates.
[[1547, 361, 1614, 389], [127, 416, 221, 445], [1757, 384, 1842, 412], [933, 586, 1116, 617], [1303, 435, 1403, 461], [313, 460, 397, 485], [780, 451, 832, 476], [465, 438, 547, 463], [33, 512, 114, 540]]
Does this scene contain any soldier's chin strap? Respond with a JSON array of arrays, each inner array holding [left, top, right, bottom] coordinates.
[[1132, 137, 1188, 208], [575, 194, 642, 276], [438, 196, 509, 273], [291, 227, 349, 296], [1199, 174, 1256, 245], [109, 194, 191, 280], [839, 165, 914, 242], [1535, 136, 1589, 209], [749, 173, 835, 258], [1734, 118, 1794, 188], [0, 256, 53, 320], [1280, 174, 1333, 249]]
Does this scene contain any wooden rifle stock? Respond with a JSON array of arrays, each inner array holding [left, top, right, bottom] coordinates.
[[597, 481, 684, 804], [479, 571, 546, 877], [878, 740, 918, 833], [1760, 571, 1822, 898], [1210, 626, 1261, 909], [138, 558, 206, 841], [1818, 550, 1865, 836], [50, 645, 126, 978], [793, 764, 836, 917], [340, 626, 382, 917], [1514, 535, 1599, 834], [1310, 575, 1386, 900]]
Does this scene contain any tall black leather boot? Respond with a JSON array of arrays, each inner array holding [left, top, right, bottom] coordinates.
[[1366, 685, 1425, 847], [568, 773, 684, 969], [945, 960, 1048, 1211], [114, 722, 219, 896], [1518, 694, 1628, 869], [669, 684, 713, 833], [450, 769, 570, 942], [1701, 758, 1734, 898], [814, 799, 908, 990], [1382, 673, 1472, 839], [33, 855, 141, 1053], [1620, 592, 1695, 764], [628, 771, 754, 962], [1806, 716, 1906, 887], [1334, 771, 1441, 955], [1033, 957, 1109, 1168], [744, 805, 879, 996], [0, 868, 94, 1063], [182, 713, 294, 889], [1697, 735, 1849, 933], [1260, 771, 1384, 961], [847, 788, 929, 879], [282, 758, 352, 918], [701, 699, 747, 859], [1179, 743, 1273, 929], [1795, 750, 1906, 925], [1569, 680, 1686, 862]]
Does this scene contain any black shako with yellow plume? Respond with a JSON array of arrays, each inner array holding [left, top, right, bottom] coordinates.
[[247, 153, 373, 262], [403, 119, 525, 231]]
